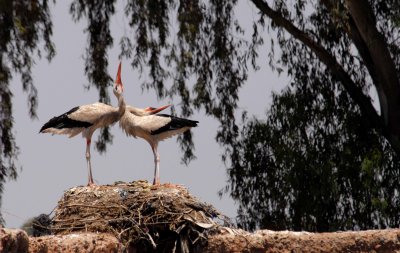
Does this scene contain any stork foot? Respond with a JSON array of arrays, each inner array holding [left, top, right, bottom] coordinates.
[[152, 176, 160, 186], [87, 182, 97, 187]]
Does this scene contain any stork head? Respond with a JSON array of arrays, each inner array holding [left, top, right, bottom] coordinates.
[[113, 62, 124, 96], [144, 104, 172, 115]]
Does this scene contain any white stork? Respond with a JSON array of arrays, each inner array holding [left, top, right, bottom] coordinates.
[[39, 63, 169, 186], [119, 103, 199, 185]]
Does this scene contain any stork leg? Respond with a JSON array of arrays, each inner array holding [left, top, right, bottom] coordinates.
[[85, 138, 95, 186], [151, 143, 160, 185]]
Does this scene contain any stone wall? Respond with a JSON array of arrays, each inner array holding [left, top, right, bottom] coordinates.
[[2, 227, 400, 253]]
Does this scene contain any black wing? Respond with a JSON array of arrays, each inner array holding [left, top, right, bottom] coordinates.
[[151, 114, 198, 135], [39, 106, 93, 133]]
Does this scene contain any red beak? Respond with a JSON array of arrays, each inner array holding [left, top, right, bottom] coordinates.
[[144, 104, 172, 114], [116, 62, 124, 91]]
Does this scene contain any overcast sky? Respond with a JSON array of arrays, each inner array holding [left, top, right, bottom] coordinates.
[[2, 1, 285, 228]]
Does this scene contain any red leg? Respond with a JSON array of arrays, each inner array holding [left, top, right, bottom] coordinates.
[[151, 143, 160, 185], [85, 138, 95, 186]]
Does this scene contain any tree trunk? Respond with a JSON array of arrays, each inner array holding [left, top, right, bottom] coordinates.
[[345, 0, 400, 153], [250, 0, 400, 156]]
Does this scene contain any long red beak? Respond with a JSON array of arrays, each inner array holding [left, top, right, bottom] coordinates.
[[116, 62, 124, 91], [144, 104, 172, 114]]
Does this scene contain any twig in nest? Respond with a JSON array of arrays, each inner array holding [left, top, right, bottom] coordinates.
[[146, 232, 157, 249]]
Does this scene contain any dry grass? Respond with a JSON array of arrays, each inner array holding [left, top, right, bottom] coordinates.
[[51, 180, 231, 252]]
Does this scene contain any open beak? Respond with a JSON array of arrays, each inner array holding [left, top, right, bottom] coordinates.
[[144, 104, 172, 114], [115, 62, 124, 91]]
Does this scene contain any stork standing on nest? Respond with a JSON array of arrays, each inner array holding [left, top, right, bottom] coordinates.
[[119, 99, 198, 186], [39, 63, 169, 186]]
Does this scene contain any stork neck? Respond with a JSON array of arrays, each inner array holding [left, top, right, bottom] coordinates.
[[117, 94, 126, 116], [128, 106, 142, 116]]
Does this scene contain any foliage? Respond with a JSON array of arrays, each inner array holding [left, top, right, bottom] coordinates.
[[69, 0, 400, 162], [70, 0, 250, 163], [230, 85, 400, 231], [70, 0, 116, 153], [224, 0, 400, 231], [0, 0, 54, 224]]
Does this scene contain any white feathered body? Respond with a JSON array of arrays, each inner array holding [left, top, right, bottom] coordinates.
[[40, 102, 120, 139], [119, 111, 197, 145]]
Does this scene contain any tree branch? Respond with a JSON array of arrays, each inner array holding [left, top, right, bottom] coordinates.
[[320, 0, 386, 119], [345, 0, 400, 136], [250, 0, 400, 155]]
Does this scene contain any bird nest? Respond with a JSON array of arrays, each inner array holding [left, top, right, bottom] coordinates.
[[51, 180, 231, 252]]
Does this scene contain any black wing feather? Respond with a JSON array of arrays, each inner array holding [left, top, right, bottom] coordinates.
[[39, 106, 93, 133], [151, 114, 198, 135]]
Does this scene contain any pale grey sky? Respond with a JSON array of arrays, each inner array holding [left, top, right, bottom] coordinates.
[[2, 1, 285, 228]]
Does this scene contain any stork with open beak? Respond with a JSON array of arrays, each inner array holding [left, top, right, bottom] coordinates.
[[119, 98, 199, 185], [39, 63, 168, 186]]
